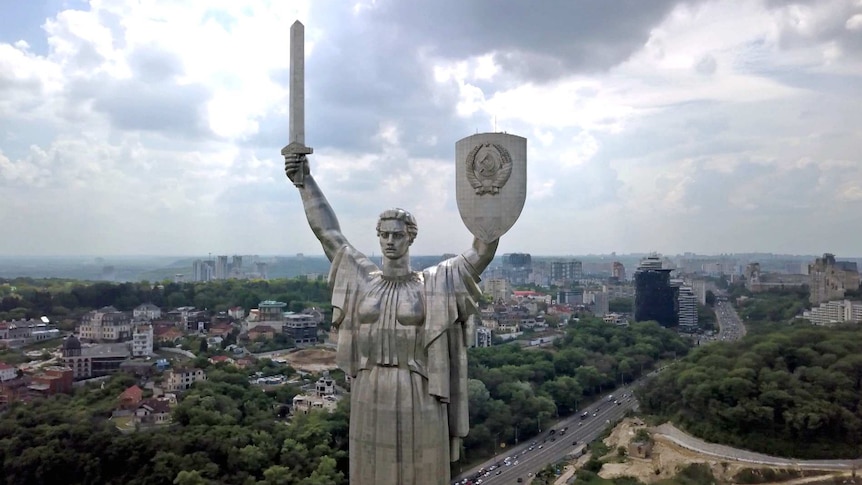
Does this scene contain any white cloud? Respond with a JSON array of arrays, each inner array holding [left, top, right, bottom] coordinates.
[[1, 0, 862, 257]]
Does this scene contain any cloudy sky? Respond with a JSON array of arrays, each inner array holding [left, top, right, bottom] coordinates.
[[1, 0, 861, 258]]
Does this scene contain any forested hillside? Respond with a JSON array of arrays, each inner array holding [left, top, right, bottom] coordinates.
[[463, 319, 688, 456], [638, 325, 862, 458]]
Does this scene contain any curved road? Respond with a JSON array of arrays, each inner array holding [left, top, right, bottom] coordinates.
[[653, 422, 862, 471]]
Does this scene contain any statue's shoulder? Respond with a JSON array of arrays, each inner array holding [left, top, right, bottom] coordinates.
[[332, 244, 379, 280], [421, 254, 478, 280]]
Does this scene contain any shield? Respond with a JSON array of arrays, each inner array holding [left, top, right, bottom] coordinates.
[[456, 133, 527, 243]]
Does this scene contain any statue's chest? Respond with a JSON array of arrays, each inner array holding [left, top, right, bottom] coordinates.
[[357, 277, 425, 327]]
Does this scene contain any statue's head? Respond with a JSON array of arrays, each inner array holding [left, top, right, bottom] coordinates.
[[376, 208, 417, 259]]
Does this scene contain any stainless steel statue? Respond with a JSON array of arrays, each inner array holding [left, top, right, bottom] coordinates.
[[283, 21, 526, 485]]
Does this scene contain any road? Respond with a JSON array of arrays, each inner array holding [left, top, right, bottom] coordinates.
[[654, 423, 862, 471], [715, 299, 746, 341], [454, 387, 640, 485]]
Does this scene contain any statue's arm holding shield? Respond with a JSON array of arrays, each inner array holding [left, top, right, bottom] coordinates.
[[284, 155, 347, 262], [464, 238, 498, 276]]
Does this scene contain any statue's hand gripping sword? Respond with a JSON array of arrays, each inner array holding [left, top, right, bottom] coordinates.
[[282, 20, 312, 188]]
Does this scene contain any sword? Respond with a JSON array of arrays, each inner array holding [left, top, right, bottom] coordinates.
[[282, 20, 313, 188]]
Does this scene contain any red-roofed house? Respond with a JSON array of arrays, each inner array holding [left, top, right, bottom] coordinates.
[[154, 326, 184, 343], [28, 367, 73, 396], [208, 324, 233, 338], [118, 385, 144, 410], [208, 355, 235, 365], [247, 325, 276, 341]]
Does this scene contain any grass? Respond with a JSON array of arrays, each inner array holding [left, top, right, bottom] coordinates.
[[112, 415, 136, 431]]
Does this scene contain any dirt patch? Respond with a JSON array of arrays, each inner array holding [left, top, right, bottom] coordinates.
[[587, 418, 855, 485], [280, 348, 337, 373]]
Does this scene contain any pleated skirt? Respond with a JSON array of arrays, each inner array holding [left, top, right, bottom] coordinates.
[[349, 366, 450, 485]]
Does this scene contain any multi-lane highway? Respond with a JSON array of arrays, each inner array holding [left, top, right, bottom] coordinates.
[[454, 387, 640, 485], [715, 299, 746, 341]]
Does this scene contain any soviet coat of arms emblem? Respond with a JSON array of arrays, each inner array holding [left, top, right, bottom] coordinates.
[[465, 143, 513, 195], [455, 133, 527, 243]]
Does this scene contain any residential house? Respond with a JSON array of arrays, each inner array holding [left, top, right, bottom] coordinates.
[[603, 313, 629, 326], [133, 303, 162, 321], [248, 325, 277, 341], [208, 355, 234, 365], [28, 366, 73, 396], [228, 307, 246, 319], [164, 368, 206, 391], [118, 385, 144, 410], [78, 306, 132, 342], [132, 324, 153, 357], [284, 313, 318, 345], [134, 397, 172, 425], [292, 374, 341, 414], [0, 362, 16, 382], [208, 324, 233, 339], [153, 325, 184, 343]]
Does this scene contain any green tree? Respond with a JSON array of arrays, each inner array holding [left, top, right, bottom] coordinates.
[[174, 470, 209, 485]]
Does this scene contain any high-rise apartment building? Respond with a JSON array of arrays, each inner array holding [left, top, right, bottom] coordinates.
[[193, 259, 214, 282], [612, 262, 626, 282], [254, 262, 268, 280], [677, 285, 698, 331], [550, 260, 583, 283], [689, 279, 707, 305], [215, 256, 229, 280], [593, 291, 609, 316], [483, 278, 512, 302]]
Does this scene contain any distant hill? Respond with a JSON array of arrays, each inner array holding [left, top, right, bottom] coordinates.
[[0, 254, 456, 282]]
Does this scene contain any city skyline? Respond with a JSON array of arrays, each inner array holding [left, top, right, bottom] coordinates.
[[2, 1, 861, 257]]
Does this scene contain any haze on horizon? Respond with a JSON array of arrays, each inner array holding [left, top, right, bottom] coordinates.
[[1, 0, 861, 258]]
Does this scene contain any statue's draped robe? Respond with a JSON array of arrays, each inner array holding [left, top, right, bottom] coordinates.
[[329, 245, 481, 485]]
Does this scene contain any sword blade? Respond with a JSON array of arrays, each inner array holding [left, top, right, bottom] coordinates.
[[289, 20, 305, 145], [284, 20, 312, 188]]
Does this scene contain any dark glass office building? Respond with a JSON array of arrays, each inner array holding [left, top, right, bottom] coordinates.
[[634, 264, 677, 327], [502, 253, 532, 285]]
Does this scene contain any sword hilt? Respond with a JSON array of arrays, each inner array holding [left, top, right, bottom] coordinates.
[[282, 142, 313, 188]]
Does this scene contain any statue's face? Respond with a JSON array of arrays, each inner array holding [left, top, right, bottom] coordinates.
[[378, 219, 410, 260]]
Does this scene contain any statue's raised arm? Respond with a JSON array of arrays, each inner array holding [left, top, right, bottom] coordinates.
[[464, 237, 499, 275], [284, 154, 348, 261]]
